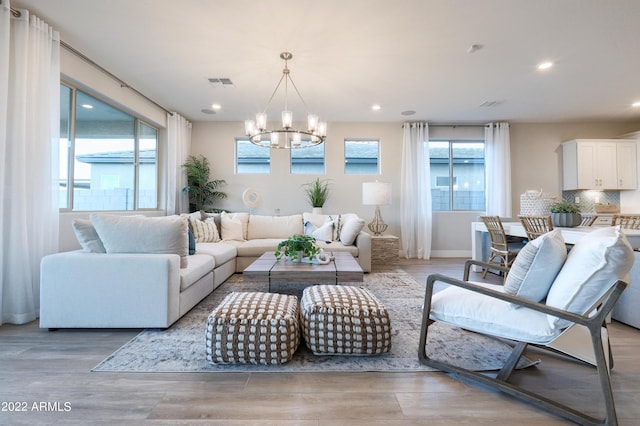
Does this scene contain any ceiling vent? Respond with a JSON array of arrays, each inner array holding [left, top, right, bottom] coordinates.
[[479, 100, 502, 107], [208, 78, 234, 88]]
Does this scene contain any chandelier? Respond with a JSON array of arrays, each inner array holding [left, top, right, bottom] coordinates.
[[244, 52, 326, 149]]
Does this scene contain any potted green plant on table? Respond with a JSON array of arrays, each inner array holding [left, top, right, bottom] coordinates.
[[182, 155, 227, 212], [275, 234, 320, 263], [549, 201, 582, 227], [302, 178, 331, 214]]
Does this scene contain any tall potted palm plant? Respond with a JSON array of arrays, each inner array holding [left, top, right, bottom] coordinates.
[[182, 155, 227, 212]]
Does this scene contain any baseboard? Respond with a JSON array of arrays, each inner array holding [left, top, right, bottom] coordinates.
[[430, 250, 472, 258]]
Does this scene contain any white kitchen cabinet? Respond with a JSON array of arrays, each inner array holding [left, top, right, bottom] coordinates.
[[562, 139, 637, 190], [617, 141, 638, 189]]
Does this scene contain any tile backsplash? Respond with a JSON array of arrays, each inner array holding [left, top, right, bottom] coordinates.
[[562, 190, 620, 213]]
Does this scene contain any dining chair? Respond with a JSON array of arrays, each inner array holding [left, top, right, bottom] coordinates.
[[419, 226, 635, 426], [480, 216, 522, 279], [581, 214, 599, 227], [612, 214, 640, 230], [518, 215, 553, 241]]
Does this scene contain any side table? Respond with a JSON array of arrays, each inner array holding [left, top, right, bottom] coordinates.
[[371, 235, 399, 268]]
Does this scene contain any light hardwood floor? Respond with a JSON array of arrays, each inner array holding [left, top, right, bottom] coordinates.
[[1, 258, 640, 425]]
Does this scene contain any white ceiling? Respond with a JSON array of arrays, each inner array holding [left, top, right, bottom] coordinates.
[[12, 0, 640, 124]]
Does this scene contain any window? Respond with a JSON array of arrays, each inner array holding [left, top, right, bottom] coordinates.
[[59, 83, 159, 211], [428, 141, 485, 211], [236, 139, 271, 173], [291, 143, 325, 174], [345, 140, 379, 174]]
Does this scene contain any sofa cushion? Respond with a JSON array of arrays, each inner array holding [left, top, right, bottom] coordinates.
[[235, 239, 285, 257], [339, 216, 365, 245], [195, 242, 237, 267], [316, 240, 359, 257], [503, 229, 567, 305], [90, 214, 189, 268], [546, 226, 634, 329], [247, 214, 303, 239], [180, 254, 215, 291], [430, 282, 560, 344], [190, 217, 220, 243], [221, 212, 245, 241], [72, 218, 106, 253]]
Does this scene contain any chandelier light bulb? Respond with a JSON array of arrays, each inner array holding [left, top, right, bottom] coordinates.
[[270, 132, 279, 146], [292, 132, 301, 147], [244, 120, 255, 136], [282, 110, 293, 129], [256, 113, 267, 131], [317, 121, 327, 137], [307, 114, 318, 132]]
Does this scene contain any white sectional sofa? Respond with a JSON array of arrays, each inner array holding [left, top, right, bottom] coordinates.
[[39, 211, 371, 329]]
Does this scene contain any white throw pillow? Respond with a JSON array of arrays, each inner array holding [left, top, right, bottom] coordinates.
[[72, 219, 106, 253], [221, 212, 245, 241], [546, 226, 634, 329], [311, 220, 335, 241], [303, 212, 341, 240], [90, 214, 189, 268], [340, 217, 365, 245], [190, 217, 220, 243], [504, 229, 567, 306]]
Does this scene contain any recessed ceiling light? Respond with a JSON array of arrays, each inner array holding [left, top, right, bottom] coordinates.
[[537, 61, 553, 70], [401, 110, 416, 116], [81, 104, 93, 109], [211, 104, 221, 110], [632, 101, 640, 108], [201, 109, 216, 114], [371, 104, 381, 111]]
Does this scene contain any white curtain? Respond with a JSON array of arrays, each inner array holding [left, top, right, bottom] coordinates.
[[485, 122, 512, 217], [166, 112, 192, 214], [1, 2, 60, 325], [400, 122, 431, 259]]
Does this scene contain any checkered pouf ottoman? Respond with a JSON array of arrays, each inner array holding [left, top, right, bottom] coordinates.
[[206, 291, 300, 365], [299, 285, 392, 355]]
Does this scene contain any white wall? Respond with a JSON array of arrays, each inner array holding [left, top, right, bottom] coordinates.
[[191, 120, 640, 257]]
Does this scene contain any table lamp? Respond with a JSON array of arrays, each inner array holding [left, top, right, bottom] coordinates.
[[362, 181, 392, 235]]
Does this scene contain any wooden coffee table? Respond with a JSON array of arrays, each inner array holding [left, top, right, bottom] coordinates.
[[243, 251, 364, 291]]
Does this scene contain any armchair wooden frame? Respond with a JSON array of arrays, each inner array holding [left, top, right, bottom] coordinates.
[[418, 259, 627, 426]]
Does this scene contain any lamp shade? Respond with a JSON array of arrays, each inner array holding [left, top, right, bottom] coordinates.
[[362, 182, 392, 206]]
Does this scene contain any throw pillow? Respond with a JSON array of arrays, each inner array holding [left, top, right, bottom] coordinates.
[[221, 212, 245, 241], [546, 226, 634, 329], [339, 217, 365, 245], [188, 229, 196, 255], [303, 212, 341, 240], [311, 220, 334, 241], [72, 218, 106, 253], [90, 214, 189, 268], [190, 217, 220, 243], [503, 229, 567, 306]]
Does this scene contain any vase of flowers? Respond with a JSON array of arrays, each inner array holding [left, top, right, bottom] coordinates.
[[275, 234, 320, 263]]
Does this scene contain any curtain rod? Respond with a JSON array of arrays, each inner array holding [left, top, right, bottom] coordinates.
[[402, 123, 485, 128], [61, 41, 174, 116], [4, 2, 174, 116]]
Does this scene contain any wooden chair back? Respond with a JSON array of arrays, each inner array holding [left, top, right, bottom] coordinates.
[[612, 214, 640, 229], [481, 216, 509, 253], [518, 215, 553, 241], [580, 214, 598, 227]]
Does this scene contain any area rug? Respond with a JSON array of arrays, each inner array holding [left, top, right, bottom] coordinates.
[[93, 271, 538, 373]]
